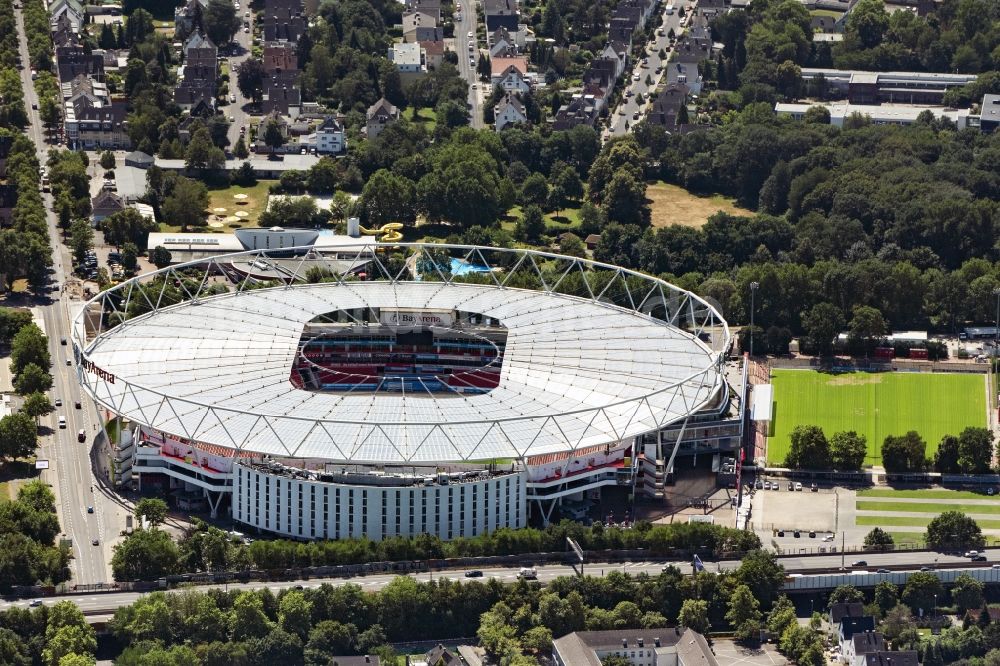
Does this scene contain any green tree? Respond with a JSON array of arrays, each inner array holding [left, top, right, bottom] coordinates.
[[784, 425, 831, 470], [99, 151, 116, 171], [111, 528, 180, 581], [602, 172, 648, 227], [134, 498, 168, 526], [881, 431, 927, 473], [234, 136, 249, 159], [263, 120, 285, 152], [100, 208, 158, 250], [359, 169, 415, 227], [925, 511, 984, 552], [519, 173, 549, 206], [830, 431, 867, 470], [845, 0, 889, 48], [934, 435, 961, 473], [149, 246, 172, 269], [14, 363, 52, 396], [863, 527, 894, 551], [11, 323, 50, 375], [726, 584, 763, 642], [957, 427, 993, 474], [828, 584, 865, 608], [0, 412, 38, 460], [800, 303, 844, 356], [203, 0, 241, 48], [304, 620, 358, 663], [278, 590, 313, 640], [515, 205, 546, 244], [43, 626, 96, 666], [849, 305, 887, 353], [21, 392, 54, 422], [69, 220, 94, 265], [951, 573, 985, 612], [902, 571, 943, 615], [162, 177, 209, 230], [678, 599, 710, 634], [873, 581, 899, 614], [236, 59, 266, 103], [185, 127, 226, 171], [559, 233, 587, 258], [231, 591, 275, 641], [735, 549, 785, 608]]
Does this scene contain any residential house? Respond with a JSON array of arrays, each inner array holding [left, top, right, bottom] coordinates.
[[63, 78, 130, 150], [261, 71, 302, 118], [174, 0, 209, 39], [413, 645, 463, 666], [124, 151, 155, 169], [56, 46, 105, 83], [419, 40, 446, 69], [490, 57, 529, 92], [600, 41, 628, 80], [494, 93, 527, 131], [184, 31, 218, 66], [263, 41, 299, 73], [91, 187, 125, 223], [980, 94, 999, 132], [838, 616, 876, 658], [366, 98, 400, 139], [262, 0, 307, 43], [483, 0, 519, 32], [51, 13, 78, 49], [608, 17, 637, 47], [256, 110, 290, 152], [584, 233, 600, 250], [402, 12, 442, 43], [389, 42, 427, 84], [844, 631, 885, 666], [830, 603, 866, 626], [489, 27, 517, 57], [49, 0, 84, 36], [862, 652, 919, 666], [175, 32, 219, 111], [405, 0, 442, 22], [647, 83, 689, 131], [552, 627, 718, 666], [552, 95, 599, 130], [298, 115, 346, 154]]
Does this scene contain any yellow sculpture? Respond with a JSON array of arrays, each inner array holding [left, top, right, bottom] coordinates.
[[359, 222, 404, 243]]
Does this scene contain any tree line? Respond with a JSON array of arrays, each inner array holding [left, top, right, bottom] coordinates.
[[110, 518, 761, 582]]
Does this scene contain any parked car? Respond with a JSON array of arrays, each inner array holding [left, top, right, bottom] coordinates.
[[29, 599, 42, 607], [794, 482, 803, 491], [55, 398, 62, 407], [787, 481, 794, 491], [810, 482, 818, 491], [74, 401, 81, 409], [87, 506, 93, 513], [965, 550, 980, 558]]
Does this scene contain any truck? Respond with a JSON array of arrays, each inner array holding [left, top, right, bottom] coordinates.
[[518, 567, 537, 580]]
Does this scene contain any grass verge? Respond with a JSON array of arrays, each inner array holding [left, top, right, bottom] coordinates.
[[857, 500, 1000, 515], [857, 515, 1000, 529], [858, 488, 997, 500]]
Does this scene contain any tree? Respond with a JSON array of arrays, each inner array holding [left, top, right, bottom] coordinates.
[[304, 620, 358, 663], [162, 177, 209, 230], [231, 591, 276, 641], [902, 572, 943, 615], [278, 590, 313, 641], [726, 584, 763, 642], [110, 528, 180, 581], [602, 172, 648, 226], [801, 303, 844, 356], [520, 173, 549, 206], [957, 427, 993, 474], [43, 625, 96, 666], [845, 0, 889, 49], [101, 208, 158, 250], [873, 581, 899, 614], [149, 246, 172, 269], [864, 528, 894, 551], [203, 0, 241, 48], [236, 59, 266, 103], [185, 127, 225, 171], [735, 549, 785, 608], [69, 220, 94, 265], [0, 308, 33, 346], [881, 431, 927, 472], [849, 305, 887, 353], [99, 151, 116, 171], [0, 412, 37, 460], [21, 392, 54, 422], [263, 120, 285, 153], [522, 626, 553, 653], [926, 511, 984, 552], [678, 599, 710, 634], [601, 657, 632, 666], [830, 431, 867, 470], [359, 169, 415, 227], [828, 584, 865, 608], [14, 363, 52, 396], [934, 435, 961, 473], [234, 136, 249, 159], [259, 197, 323, 229], [784, 425, 831, 470], [10, 323, 50, 375], [951, 573, 985, 612], [134, 498, 168, 526], [515, 205, 546, 244], [881, 604, 916, 642], [559, 233, 586, 258]]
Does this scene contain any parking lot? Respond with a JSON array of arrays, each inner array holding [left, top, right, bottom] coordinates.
[[712, 640, 788, 666]]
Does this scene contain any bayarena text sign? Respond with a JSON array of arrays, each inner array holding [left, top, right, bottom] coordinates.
[[83, 358, 116, 384], [380, 309, 454, 328]]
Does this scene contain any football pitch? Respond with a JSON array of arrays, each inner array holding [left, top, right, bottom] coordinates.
[[768, 369, 986, 467]]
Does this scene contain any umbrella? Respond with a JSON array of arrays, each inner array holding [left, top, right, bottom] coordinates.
[[234, 210, 250, 218], [208, 221, 224, 228], [224, 216, 241, 224], [213, 207, 227, 213], [233, 193, 249, 200]]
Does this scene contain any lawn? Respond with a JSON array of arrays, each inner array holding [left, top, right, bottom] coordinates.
[[858, 488, 998, 500], [768, 370, 986, 467], [856, 501, 1000, 515], [857, 515, 1000, 529], [646, 182, 753, 229], [888, 532, 926, 546], [161, 180, 277, 232]]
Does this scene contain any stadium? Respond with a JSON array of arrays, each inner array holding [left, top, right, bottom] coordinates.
[[73, 240, 737, 541]]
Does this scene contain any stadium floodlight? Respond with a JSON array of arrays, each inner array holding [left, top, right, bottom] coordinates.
[[74, 244, 730, 464]]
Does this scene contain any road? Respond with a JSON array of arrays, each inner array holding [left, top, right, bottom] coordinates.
[[454, 0, 484, 128], [607, 3, 687, 137], [6, 549, 998, 615], [225, 2, 254, 151], [13, 4, 116, 586]]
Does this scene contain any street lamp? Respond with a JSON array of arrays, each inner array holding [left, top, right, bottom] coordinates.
[[993, 287, 1000, 355], [749, 281, 759, 357]]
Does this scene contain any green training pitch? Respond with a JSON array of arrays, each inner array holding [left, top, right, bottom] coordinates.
[[768, 370, 985, 467]]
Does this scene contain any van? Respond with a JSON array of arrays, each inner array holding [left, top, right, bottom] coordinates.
[[58, 416, 66, 428], [77, 429, 86, 443]]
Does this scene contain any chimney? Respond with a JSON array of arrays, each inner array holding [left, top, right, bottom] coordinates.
[[638, 638, 644, 648], [654, 638, 661, 647], [622, 639, 628, 648]]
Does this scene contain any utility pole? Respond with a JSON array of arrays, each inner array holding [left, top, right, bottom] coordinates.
[[749, 281, 759, 357], [841, 531, 845, 570]]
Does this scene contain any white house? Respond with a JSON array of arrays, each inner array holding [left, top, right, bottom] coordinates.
[[314, 116, 346, 153], [388, 42, 427, 83], [491, 58, 530, 93], [494, 94, 527, 131]]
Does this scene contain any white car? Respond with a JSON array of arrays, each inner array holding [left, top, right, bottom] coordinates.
[[633, 74, 640, 81]]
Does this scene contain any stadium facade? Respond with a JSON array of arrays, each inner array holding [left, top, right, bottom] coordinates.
[[76, 242, 739, 541]]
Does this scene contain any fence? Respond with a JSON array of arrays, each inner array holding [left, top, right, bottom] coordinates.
[[767, 356, 988, 374]]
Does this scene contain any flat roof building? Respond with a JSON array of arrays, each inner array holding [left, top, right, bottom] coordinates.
[[775, 102, 974, 129], [801, 68, 977, 104]]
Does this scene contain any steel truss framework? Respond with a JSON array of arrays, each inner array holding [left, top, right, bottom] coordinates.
[[74, 244, 731, 464]]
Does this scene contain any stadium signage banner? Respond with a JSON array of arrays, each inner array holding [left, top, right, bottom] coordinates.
[[381, 309, 453, 328], [83, 359, 116, 384]]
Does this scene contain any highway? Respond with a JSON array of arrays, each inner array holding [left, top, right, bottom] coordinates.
[[607, 2, 687, 137], [13, 4, 116, 586], [7, 549, 1000, 616], [455, 0, 484, 128]]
